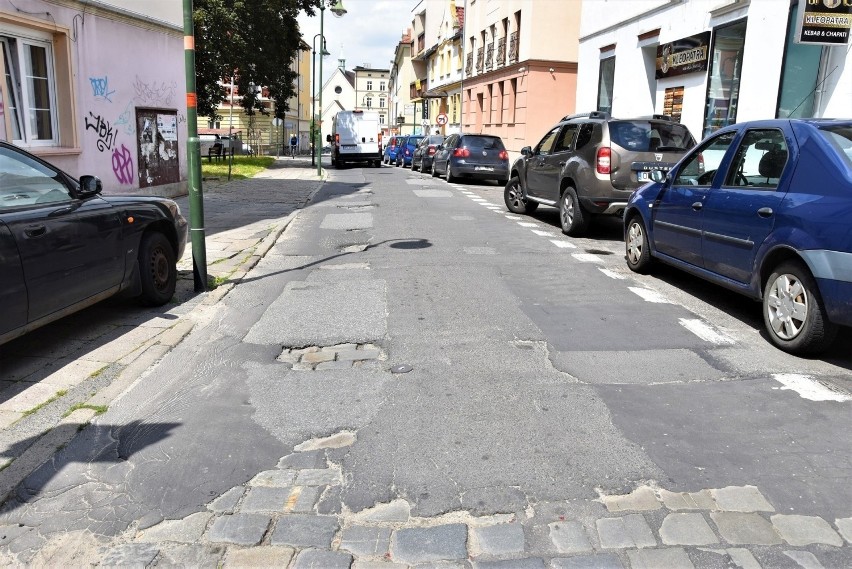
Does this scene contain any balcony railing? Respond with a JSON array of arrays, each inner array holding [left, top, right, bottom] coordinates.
[[465, 52, 473, 76], [485, 42, 494, 71], [476, 46, 484, 73], [509, 31, 519, 64], [497, 37, 506, 67]]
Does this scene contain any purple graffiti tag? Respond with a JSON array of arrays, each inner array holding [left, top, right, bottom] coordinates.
[[112, 144, 134, 184]]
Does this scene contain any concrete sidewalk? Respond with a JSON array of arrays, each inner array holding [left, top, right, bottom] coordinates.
[[0, 157, 324, 499]]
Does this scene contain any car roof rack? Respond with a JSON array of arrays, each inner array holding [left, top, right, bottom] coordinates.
[[634, 114, 673, 121], [560, 111, 610, 122]]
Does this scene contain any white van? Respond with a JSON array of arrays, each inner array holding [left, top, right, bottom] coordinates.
[[328, 110, 382, 168]]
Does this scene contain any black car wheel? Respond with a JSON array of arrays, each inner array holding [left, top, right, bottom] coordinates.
[[446, 162, 456, 183], [625, 215, 653, 273], [431, 161, 438, 177], [560, 186, 590, 236], [763, 260, 837, 354], [412, 159, 419, 172], [504, 176, 537, 214], [139, 231, 176, 306]]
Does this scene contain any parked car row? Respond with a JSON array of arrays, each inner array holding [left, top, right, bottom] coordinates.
[[385, 133, 510, 185], [503, 114, 852, 355]]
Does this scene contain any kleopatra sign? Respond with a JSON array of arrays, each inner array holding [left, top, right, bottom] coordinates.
[[796, 0, 852, 46], [655, 31, 711, 80], [656, 32, 711, 79]]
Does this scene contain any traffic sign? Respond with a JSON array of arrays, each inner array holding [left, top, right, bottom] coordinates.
[[436, 113, 448, 126], [271, 118, 283, 127]]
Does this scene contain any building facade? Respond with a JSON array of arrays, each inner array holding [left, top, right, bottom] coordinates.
[[390, 29, 417, 136], [1, 0, 186, 196], [460, 0, 582, 156], [353, 65, 390, 129], [417, 0, 465, 136], [318, 61, 356, 146], [577, 0, 852, 141]]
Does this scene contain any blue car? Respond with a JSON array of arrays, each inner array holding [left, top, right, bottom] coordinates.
[[624, 119, 852, 355], [383, 136, 402, 165], [395, 135, 423, 167]]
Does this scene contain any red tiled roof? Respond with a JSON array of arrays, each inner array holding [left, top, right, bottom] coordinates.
[[456, 7, 464, 30]]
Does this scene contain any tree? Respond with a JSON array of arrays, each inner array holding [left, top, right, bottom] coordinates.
[[193, 0, 320, 121]]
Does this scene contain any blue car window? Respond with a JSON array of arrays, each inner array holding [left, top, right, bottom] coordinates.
[[674, 131, 736, 186], [724, 129, 788, 189]]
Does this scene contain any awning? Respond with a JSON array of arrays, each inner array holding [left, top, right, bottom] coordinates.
[[421, 88, 448, 99]]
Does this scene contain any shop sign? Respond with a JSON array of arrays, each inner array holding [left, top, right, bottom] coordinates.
[[656, 32, 711, 79], [796, 0, 852, 46]]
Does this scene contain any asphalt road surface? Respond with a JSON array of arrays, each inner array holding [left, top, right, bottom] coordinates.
[[1, 163, 849, 567]]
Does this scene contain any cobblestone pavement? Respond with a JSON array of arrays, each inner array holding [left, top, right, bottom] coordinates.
[[0, 432, 848, 567]]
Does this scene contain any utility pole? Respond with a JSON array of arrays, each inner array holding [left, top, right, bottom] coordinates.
[[182, 0, 207, 292]]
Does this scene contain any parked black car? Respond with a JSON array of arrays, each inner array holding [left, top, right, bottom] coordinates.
[[0, 141, 188, 345], [412, 135, 445, 172], [431, 134, 509, 184], [505, 112, 696, 235]]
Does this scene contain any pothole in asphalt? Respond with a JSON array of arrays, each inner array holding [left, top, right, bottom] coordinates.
[[585, 249, 614, 255], [340, 243, 369, 253], [277, 343, 386, 370]]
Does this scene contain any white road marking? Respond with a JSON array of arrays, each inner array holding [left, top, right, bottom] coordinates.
[[505, 215, 522, 220], [413, 189, 453, 198], [773, 374, 851, 402], [572, 253, 604, 263], [629, 287, 673, 303], [678, 318, 735, 345], [599, 268, 626, 280], [550, 240, 576, 249], [531, 230, 551, 237], [517, 222, 539, 228]]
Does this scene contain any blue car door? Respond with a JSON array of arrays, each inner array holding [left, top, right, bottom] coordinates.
[[652, 131, 737, 267], [700, 127, 789, 284]]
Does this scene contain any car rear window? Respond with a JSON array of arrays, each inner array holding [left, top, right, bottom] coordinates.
[[819, 125, 852, 169], [426, 136, 444, 144], [461, 136, 505, 150], [408, 136, 423, 145], [608, 121, 695, 152]]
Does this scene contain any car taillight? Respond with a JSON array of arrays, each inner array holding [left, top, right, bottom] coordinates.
[[335, 133, 340, 145], [596, 146, 611, 175], [498, 150, 508, 160], [428, 146, 436, 155], [453, 147, 470, 158]]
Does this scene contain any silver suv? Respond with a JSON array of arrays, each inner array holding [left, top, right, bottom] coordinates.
[[505, 112, 696, 235]]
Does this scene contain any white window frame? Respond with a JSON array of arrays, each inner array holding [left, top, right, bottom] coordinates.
[[367, 80, 373, 91], [0, 26, 59, 146]]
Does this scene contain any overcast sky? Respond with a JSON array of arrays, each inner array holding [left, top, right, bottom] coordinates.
[[297, 0, 415, 86]]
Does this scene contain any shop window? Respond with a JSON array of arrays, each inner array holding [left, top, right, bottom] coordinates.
[[663, 86, 684, 123], [597, 56, 615, 114], [703, 19, 747, 138], [777, 2, 822, 118], [1, 34, 57, 145]]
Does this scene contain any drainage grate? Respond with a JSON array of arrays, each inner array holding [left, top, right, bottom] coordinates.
[[278, 343, 386, 371]]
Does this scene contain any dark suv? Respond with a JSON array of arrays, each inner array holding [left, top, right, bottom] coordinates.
[[505, 112, 696, 235]]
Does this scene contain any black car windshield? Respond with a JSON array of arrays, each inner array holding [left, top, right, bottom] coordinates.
[[462, 136, 505, 150], [818, 124, 852, 169], [609, 121, 695, 152]]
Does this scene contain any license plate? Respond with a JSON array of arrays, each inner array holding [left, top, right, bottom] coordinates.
[[637, 171, 650, 182], [475, 166, 494, 171]]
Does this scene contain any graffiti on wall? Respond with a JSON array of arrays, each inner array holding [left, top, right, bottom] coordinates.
[[84, 111, 117, 152], [89, 76, 115, 103], [111, 144, 134, 184], [132, 76, 177, 106]]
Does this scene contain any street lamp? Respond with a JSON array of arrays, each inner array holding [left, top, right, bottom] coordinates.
[[311, 35, 330, 168], [316, 0, 347, 176]]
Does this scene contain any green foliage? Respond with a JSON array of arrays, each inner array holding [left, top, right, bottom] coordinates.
[[193, 0, 322, 120]]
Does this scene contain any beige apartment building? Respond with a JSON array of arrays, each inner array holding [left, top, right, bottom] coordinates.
[[390, 29, 417, 136], [353, 66, 390, 130], [461, 0, 582, 155]]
